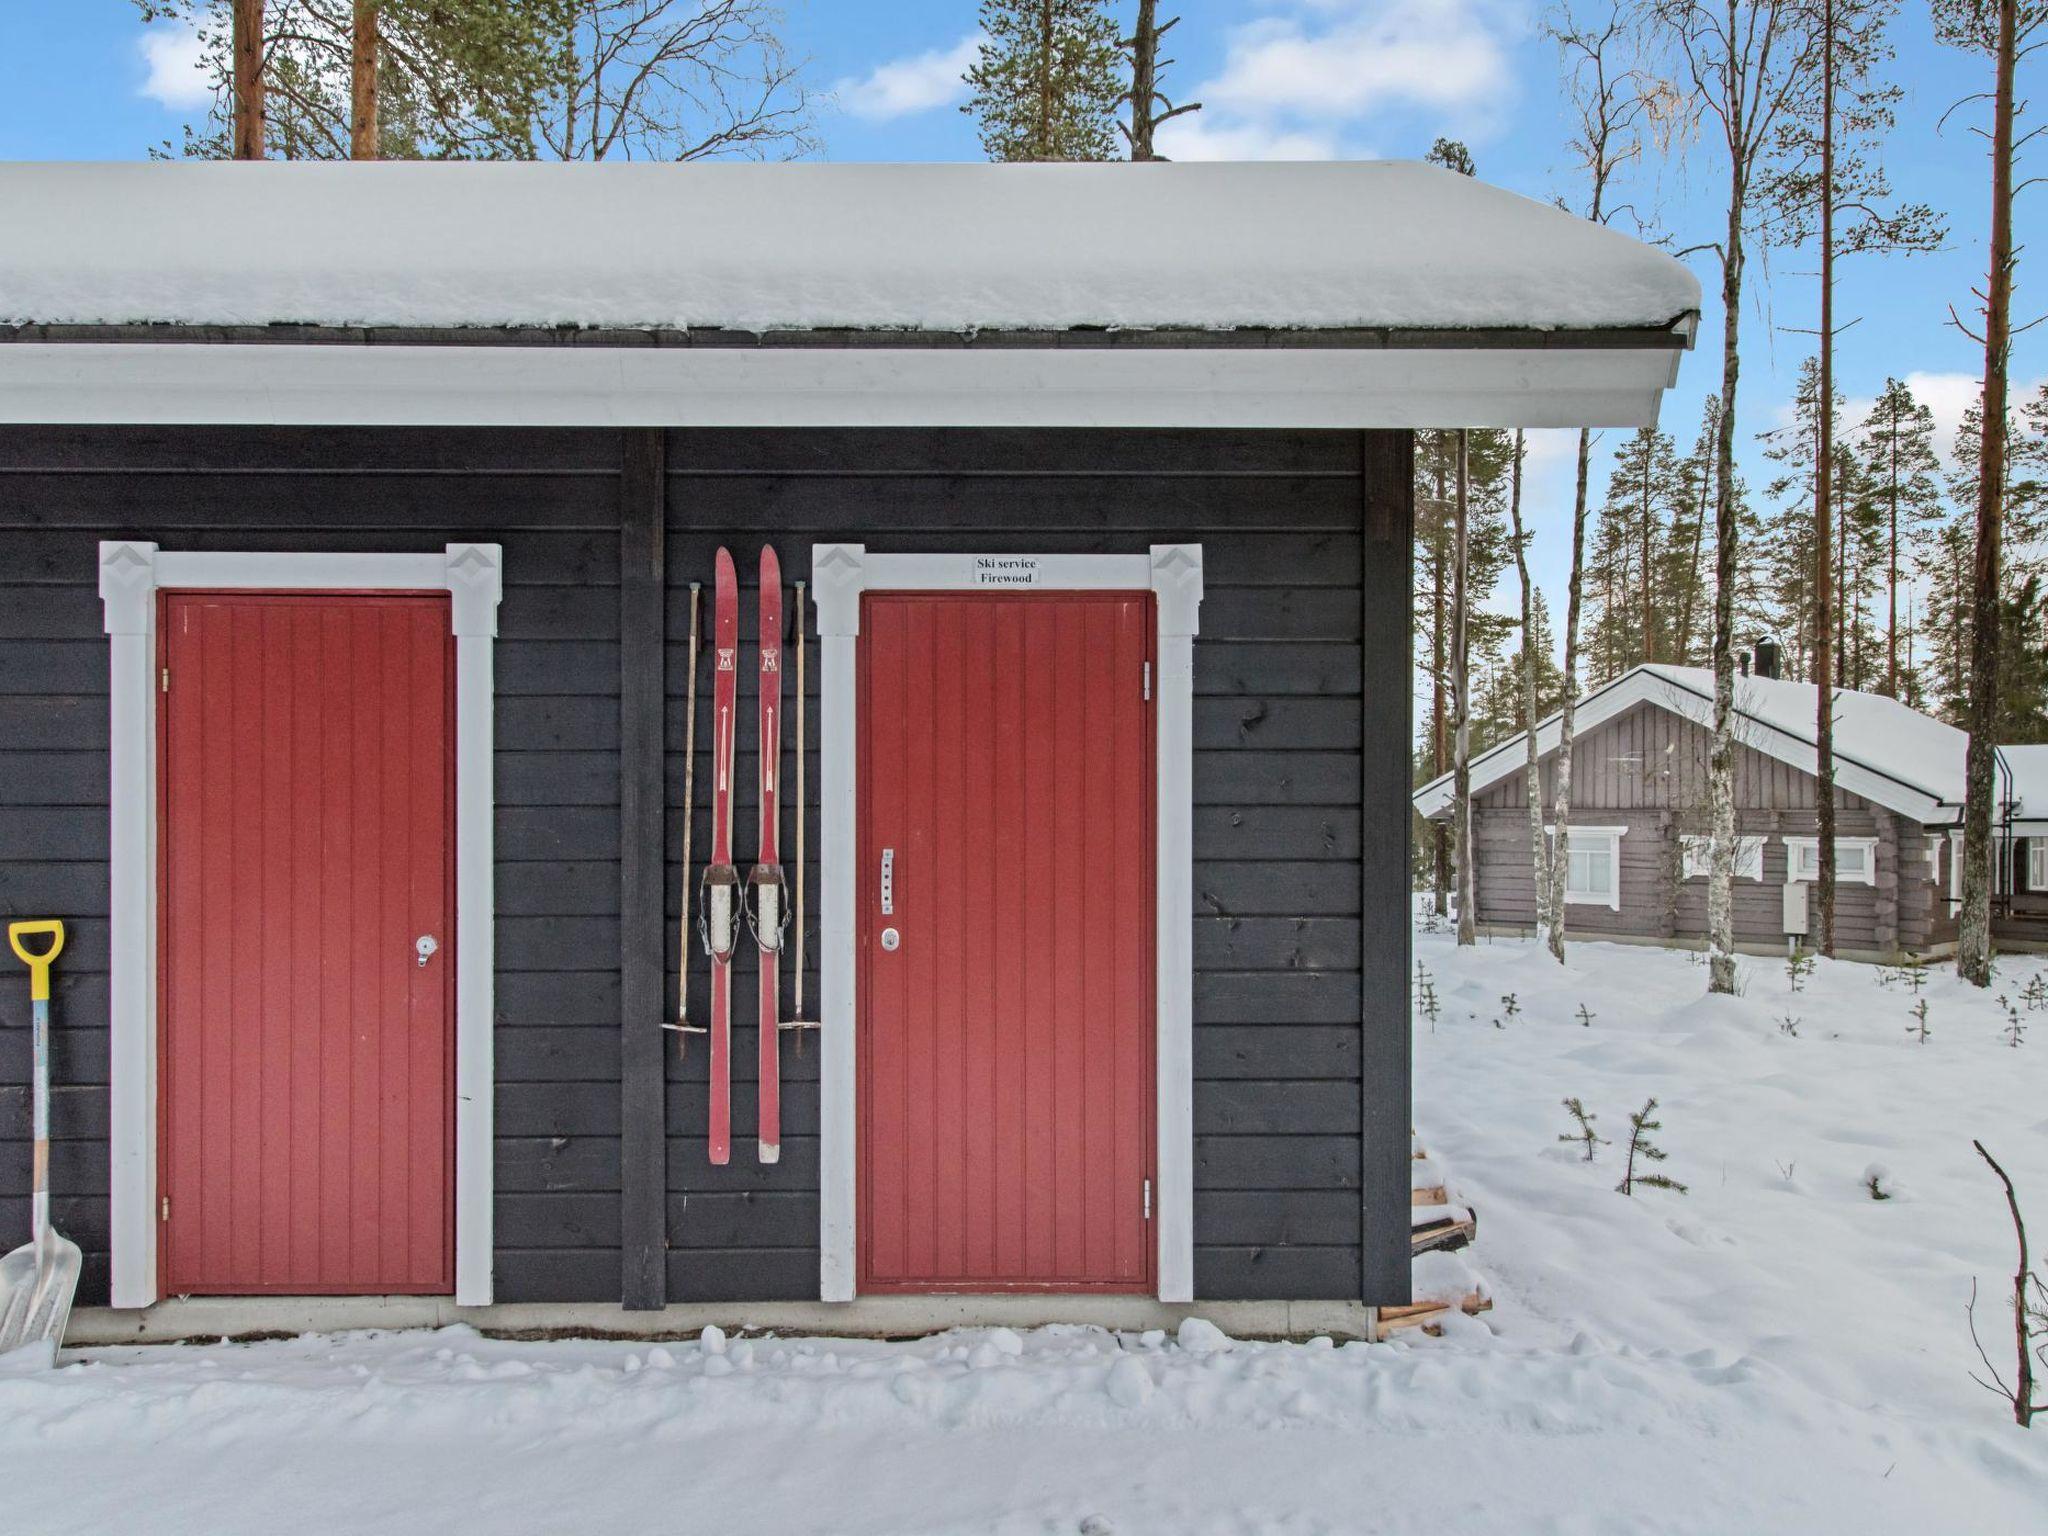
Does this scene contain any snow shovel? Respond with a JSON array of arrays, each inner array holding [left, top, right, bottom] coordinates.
[[0, 920, 80, 1358]]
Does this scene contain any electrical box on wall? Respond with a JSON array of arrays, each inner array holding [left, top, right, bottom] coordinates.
[[1782, 881, 1810, 939]]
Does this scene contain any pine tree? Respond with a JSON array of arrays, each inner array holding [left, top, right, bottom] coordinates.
[[1588, 427, 1686, 678], [1933, 0, 2048, 986], [964, 0, 1123, 162], [136, 0, 576, 160], [1670, 396, 1723, 665], [1858, 378, 1948, 695]]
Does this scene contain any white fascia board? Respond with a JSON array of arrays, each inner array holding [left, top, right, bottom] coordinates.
[[0, 343, 1679, 430], [1414, 669, 1949, 826]]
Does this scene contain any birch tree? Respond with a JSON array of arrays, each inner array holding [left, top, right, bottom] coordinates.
[[1935, 0, 2048, 984], [1545, 0, 1657, 962], [1453, 428, 1478, 946], [1648, 0, 1819, 994], [1505, 431, 1554, 940]]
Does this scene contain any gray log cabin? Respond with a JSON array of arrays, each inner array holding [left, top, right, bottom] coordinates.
[[1411, 662, 2048, 961], [0, 161, 1695, 1341]]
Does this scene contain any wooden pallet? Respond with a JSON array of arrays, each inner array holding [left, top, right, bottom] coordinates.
[[1373, 1292, 1492, 1342], [1411, 1211, 1476, 1256]]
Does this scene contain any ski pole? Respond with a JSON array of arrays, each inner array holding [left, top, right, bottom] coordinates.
[[664, 583, 705, 1057]]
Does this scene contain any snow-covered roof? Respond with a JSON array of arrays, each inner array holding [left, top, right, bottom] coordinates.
[[1412, 664, 1979, 827], [0, 161, 1700, 336]]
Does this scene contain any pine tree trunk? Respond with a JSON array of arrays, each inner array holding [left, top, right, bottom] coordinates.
[[351, 1, 380, 160], [232, 0, 265, 160], [1708, 157, 1747, 997], [1508, 432, 1550, 939], [1888, 432, 1901, 694], [1548, 427, 1593, 963], [1960, 0, 2020, 988], [1036, 0, 1056, 159], [1814, 4, 1838, 959], [1454, 430, 1476, 946], [1641, 453, 1655, 665], [1431, 451, 1450, 917], [1127, 0, 1159, 160]]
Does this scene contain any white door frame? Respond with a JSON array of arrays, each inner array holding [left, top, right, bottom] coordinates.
[[98, 541, 503, 1309], [810, 544, 1204, 1304]]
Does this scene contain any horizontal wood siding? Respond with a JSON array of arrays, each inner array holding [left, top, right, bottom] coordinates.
[[660, 428, 1375, 1303], [0, 428, 620, 1306], [0, 425, 1390, 1307]]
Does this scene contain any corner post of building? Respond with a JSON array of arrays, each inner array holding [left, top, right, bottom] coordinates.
[[447, 541, 504, 1308], [812, 544, 865, 1302], [1150, 543, 1202, 1305], [619, 430, 669, 1310], [1358, 431, 1414, 1307], [100, 539, 160, 1310]]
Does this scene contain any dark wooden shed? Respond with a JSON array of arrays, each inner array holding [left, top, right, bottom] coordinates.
[[0, 160, 1696, 1338]]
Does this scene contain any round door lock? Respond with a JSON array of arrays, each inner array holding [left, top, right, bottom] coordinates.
[[415, 934, 440, 967], [879, 927, 900, 952]]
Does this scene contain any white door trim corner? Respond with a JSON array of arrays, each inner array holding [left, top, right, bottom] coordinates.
[[98, 541, 503, 1309], [809, 544, 1203, 1305]]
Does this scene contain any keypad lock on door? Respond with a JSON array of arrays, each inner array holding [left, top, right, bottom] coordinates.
[[879, 848, 899, 950]]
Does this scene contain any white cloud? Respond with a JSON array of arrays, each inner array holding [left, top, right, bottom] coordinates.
[[1200, 1, 1515, 120], [1161, 1, 1518, 164], [138, 21, 212, 110], [1902, 371, 1986, 466], [832, 34, 980, 122], [1154, 116, 1346, 162]]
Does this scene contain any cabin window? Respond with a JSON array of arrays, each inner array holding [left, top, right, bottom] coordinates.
[[1782, 836, 1878, 886], [1679, 834, 1763, 880], [1545, 825, 1625, 911], [2030, 840, 2047, 891]]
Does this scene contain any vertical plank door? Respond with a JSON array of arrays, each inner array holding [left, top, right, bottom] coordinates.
[[859, 592, 1155, 1293], [159, 592, 454, 1295]]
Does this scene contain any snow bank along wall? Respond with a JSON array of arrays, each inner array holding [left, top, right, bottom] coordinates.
[[0, 425, 1413, 1314]]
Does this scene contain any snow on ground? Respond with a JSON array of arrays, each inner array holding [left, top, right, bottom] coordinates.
[[4, 929, 2046, 1534]]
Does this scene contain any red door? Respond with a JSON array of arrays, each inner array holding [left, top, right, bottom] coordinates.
[[159, 592, 454, 1295], [859, 592, 1155, 1293]]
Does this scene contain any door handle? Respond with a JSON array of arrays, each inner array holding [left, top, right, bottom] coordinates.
[[880, 848, 895, 916], [416, 934, 439, 967]]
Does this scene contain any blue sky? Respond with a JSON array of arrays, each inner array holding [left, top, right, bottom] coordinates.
[[0, 1, 2034, 630]]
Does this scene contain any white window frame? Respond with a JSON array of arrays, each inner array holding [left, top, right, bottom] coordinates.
[[1678, 833, 1764, 881], [810, 544, 1202, 1305], [99, 541, 502, 1310], [1781, 835, 1879, 887], [1545, 824, 1625, 911], [2031, 840, 2048, 892]]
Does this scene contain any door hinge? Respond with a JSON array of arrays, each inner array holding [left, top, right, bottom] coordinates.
[[1142, 1179, 1152, 1221], [160, 1196, 170, 1222], [160, 667, 170, 693], [1142, 661, 1152, 702]]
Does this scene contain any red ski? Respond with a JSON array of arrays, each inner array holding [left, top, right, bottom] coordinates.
[[701, 548, 741, 1165], [751, 546, 787, 1164]]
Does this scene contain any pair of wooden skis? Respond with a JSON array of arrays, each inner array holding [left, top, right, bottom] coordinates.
[[672, 546, 806, 1166]]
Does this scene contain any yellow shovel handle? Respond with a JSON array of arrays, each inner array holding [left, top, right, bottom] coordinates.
[[8, 919, 65, 1002]]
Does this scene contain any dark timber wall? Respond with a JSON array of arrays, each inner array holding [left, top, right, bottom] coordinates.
[[0, 425, 1409, 1308]]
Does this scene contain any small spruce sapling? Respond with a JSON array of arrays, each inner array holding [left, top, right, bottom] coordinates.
[[1908, 998, 1931, 1044], [1865, 1165, 1895, 1201], [1778, 1014, 1801, 1038], [1998, 995, 2026, 1049], [1576, 1003, 1596, 1028], [1559, 1097, 1607, 1163], [1786, 950, 1816, 993], [1901, 959, 1928, 995], [1416, 966, 1442, 1030], [1617, 1097, 1687, 1196], [2023, 974, 2048, 1012], [1500, 992, 1521, 1020]]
